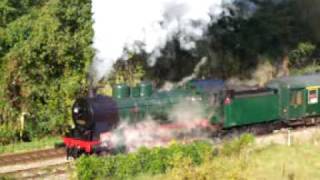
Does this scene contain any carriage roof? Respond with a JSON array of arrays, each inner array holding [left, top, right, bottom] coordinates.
[[267, 73, 320, 89]]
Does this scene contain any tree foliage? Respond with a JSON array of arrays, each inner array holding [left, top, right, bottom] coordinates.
[[0, 0, 93, 143], [199, 0, 317, 78], [146, 0, 319, 82]]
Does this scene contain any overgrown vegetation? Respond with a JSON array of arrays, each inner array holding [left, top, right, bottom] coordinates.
[[76, 132, 320, 180], [0, 0, 93, 144], [149, 142, 320, 180], [75, 134, 255, 180]]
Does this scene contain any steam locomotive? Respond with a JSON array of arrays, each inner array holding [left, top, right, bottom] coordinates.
[[64, 74, 320, 158]]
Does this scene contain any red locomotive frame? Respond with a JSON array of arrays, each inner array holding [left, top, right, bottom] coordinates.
[[63, 137, 100, 154]]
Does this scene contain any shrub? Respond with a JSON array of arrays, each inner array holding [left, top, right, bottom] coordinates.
[[221, 133, 255, 156], [76, 155, 107, 180], [75, 137, 255, 179], [0, 124, 18, 145], [75, 141, 213, 179], [164, 155, 249, 180]]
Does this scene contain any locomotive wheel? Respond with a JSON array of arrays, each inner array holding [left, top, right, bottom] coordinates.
[[98, 150, 110, 156], [72, 148, 80, 158]]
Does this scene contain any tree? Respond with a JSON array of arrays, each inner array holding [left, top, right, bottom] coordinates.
[[203, 0, 316, 78], [0, 0, 93, 143]]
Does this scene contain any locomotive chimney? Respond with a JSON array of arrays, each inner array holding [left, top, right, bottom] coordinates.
[[88, 87, 97, 98], [88, 76, 97, 98]]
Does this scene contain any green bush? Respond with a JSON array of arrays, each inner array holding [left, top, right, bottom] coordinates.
[[75, 136, 257, 180], [221, 133, 255, 156], [0, 124, 18, 145], [76, 155, 107, 180], [75, 141, 213, 180]]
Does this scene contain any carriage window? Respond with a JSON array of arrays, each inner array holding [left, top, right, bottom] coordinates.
[[308, 89, 318, 104], [291, 91, 303, 105]]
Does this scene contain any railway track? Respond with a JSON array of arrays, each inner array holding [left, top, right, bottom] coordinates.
[[0, 148, 65, 167], [0, 162, 71, 179], [0, 148, 68, 179]]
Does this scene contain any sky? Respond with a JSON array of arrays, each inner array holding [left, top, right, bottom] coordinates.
[[90, 0, 223, 84]]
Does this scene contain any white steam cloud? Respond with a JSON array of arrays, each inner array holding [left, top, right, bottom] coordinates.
[[91, 0, 223, 85], [100, 100, 217, 152]]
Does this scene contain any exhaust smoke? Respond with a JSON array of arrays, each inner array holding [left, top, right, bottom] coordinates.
[[90, 0, 223, 85]]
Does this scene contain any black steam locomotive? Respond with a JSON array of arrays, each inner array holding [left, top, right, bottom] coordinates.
[[63, 80, 223, 158]]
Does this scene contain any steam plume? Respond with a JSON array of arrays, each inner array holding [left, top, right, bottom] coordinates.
[[226, 61, 275, 88], [100, 100, 215, 152], [177, 57, 207, 86], [90, 0, 223, 85], [159, 57, 208, 91]]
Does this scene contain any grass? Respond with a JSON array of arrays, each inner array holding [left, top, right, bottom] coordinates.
[[134, 133, 320, 180], [249, 144, 320, 180], [136, 144, 320, 180], [0, 136, 62, 154]]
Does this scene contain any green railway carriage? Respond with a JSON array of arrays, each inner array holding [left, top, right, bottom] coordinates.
[[212, 73, 320, 128], [215, 88, 280, 128], [267, 74, 320, 121]]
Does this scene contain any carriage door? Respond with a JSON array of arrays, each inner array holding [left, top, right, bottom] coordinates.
[[289, 89, 305, 119]]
